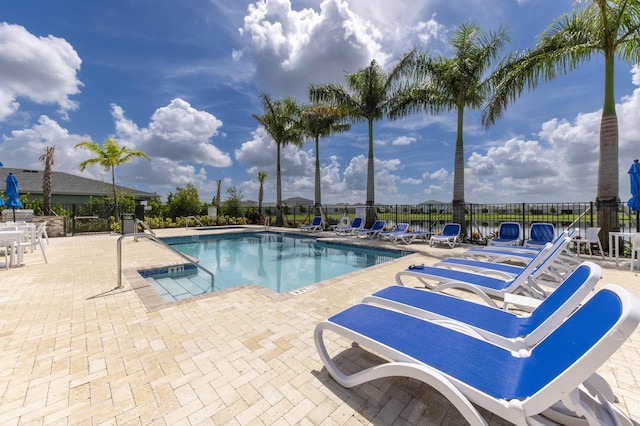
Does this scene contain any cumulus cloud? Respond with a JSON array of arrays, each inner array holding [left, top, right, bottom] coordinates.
[[240, 0, 391, 97], [0, 23, 82, 121], [392, 135, 417, 146], [0, 115, 89, 175], [113, 99, 231, 168]]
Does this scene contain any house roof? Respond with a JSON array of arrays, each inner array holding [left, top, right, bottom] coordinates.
[[0, 167, 156, 198]]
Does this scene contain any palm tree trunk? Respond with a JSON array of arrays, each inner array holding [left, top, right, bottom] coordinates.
[[452, 106, 467, 236], [314, 136, 322, 217], [111, 165, 119, 220], [276, 143, 284, 226], [596, 54, 620, 251], [365, 120, 377, 228]]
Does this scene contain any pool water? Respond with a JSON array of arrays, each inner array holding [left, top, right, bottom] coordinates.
[[141, 232, 409, 300]]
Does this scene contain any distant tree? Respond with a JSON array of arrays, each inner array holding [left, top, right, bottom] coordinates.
[[253, 94, 303, 226], [257, 171, 267, 214], [215, 179, 222, 213], [310, 53, 414, 228], [222, 186, 244, 218], [167, 183, 201, 218], [300, 104, 350, 216], [75, 138, 150, 219], [38, 145, 55, 215]]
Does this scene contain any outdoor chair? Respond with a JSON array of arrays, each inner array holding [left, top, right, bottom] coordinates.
[[572, 227, 604, 259], [429, 223, 461, 248], [300, 216, 322, 232], [314, 284, 640, 426], [488, 222, 521, 246], [524, 223, 555, 248], [364, 261, 600, 351]]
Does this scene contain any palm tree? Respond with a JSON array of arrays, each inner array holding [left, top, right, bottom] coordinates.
[[75, 138, 151, 219], [393, 23, 509, 236], [257, 171, 267, 214], [484, 0, 640, 248], [215, 179, 222, 214], [253, 94, 303, 226], [38, 145, 55, 215], [309, 53, 414, 228], [300, 104, 351, 216]]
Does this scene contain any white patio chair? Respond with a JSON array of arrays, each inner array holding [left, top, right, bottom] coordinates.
[[572, 227, 604, 259]]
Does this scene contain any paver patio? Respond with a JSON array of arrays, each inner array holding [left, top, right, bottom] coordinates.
[[0, 226, 638, 425]]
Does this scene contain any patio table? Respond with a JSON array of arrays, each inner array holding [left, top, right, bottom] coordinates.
[[0, 230, 25, 267]]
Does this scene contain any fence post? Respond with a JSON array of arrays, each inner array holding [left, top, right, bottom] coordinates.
[[589, 201, 594, 227], [521, 202, 526, 240], [72, 204, 77, 236]]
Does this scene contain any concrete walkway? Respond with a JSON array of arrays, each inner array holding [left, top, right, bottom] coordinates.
[[0, 226, 638, 425]]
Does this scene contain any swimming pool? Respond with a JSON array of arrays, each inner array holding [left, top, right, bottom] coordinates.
[[140, 232, 409, 301]]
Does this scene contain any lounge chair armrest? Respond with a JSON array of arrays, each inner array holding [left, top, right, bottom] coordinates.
[[503, 293, 542, 312]]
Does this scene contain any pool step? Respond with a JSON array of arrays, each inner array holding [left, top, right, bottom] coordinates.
[[145, 273, 214, 302]]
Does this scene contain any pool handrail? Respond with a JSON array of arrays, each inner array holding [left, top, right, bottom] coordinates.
[[185, 216, 205, 229], [116, 232, 215, 291]]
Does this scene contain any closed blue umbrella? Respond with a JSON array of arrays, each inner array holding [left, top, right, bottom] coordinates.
[[628, 159, 640, 211], [6, 172, 22, 222]]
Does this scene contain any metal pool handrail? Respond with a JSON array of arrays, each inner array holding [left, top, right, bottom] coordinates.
[[116, 233, 215, 291], [185, 216, 204, 228]]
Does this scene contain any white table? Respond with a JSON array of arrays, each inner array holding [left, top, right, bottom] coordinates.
[[0, 230, 25, 267], [608, 231, 635, 266]]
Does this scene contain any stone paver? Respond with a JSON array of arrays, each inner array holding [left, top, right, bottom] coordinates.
[[0, 226, 638, 424]]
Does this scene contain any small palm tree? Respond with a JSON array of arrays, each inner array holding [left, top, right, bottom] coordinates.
[[484, 0, 640, 247], [300, 104, 350, 216], [75, 138, 150, 219], [257, 171, 267, 214], [253, 94, 303, 227], [309, 53, 414, 228], [38, 145, 55, 215], [215, 179, 222, 213], [393, 23, 509, 235]]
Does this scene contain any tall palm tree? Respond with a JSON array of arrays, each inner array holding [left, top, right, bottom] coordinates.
[[38, 145, 55, 215], [253, 94, 303, 226], [300, 104, 351, 216], [309, 53, 414, 228], [257, 171, 267, 214], [75, 138, 150, 219], [393, 23, 509, 236], [484, 0, 640, 248]]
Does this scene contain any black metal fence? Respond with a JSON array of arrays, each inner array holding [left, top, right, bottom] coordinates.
[[5, 200, 639, 243], [272, 201, 639, 243]]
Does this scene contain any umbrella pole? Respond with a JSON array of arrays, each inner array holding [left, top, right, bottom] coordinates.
[[12, 208, 15, 222]]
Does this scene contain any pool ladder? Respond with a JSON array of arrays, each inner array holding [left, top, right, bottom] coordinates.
[[116, 231, 215, 290]]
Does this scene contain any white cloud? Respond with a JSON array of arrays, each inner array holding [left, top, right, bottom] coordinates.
[[0, 115, 88, 175], [401, 177, 422, 185], [0, 23, 82, 120], [113, 99, 231, 168], [240, 0, 389, 97], [392, 135, 417, 146]]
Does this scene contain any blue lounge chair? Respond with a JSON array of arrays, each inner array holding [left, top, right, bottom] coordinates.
[[315, 284, 639, 426], [378, 223, 409, 240], [300, 216, 322, 232], [436, 233, 574, 281], [364, 261, 600, 351], [355, 220, 386, 239], [429, 223, 461, 248], [524, 223, 555, 248], [334, 217, 363, 236], [488, 222, 521, 246], [395, 230, 432, 245], [396, 239, 572, 305]]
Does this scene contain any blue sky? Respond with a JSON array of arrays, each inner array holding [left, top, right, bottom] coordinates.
[[1, 0, 638, 205]]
